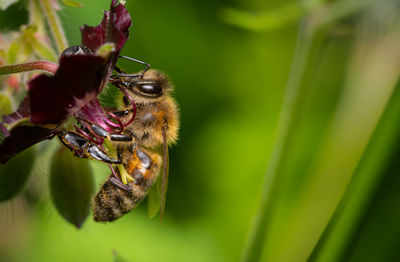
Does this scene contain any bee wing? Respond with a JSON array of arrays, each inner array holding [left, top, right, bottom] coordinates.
[[147, 152, 168, 218], [147, 176, 162, 218], [147, 125, 169, 219], [160, 124, 169, 220]]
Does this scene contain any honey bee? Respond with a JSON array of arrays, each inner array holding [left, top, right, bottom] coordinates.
[[93, 69, 179, 222]]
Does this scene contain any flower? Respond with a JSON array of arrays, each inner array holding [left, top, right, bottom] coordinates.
[[0, 0, 132, 164]]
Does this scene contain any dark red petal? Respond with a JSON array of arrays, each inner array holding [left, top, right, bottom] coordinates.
[[110, 0, 132, 51], [2, 97, 30, 125], [80, 0, 131, 53], [80, 12, 108, 52], [0, 125, 56, 164], [76, 98, 112, 131], [28, 55, 106, 124]]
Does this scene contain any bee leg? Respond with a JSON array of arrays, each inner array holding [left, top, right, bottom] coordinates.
[[110, 177, 132, 192], [58, 131, 121, 164], [109, 165, 133, 191], [90, 123, 132, 142], [114, 66, 126, 74], [87, 145, 120, 164], [111, 72, 142, 79], [119, 55, 150, 76], [113, 55, 150, 78]]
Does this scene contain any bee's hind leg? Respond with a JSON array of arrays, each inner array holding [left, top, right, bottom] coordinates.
[[110, 177, 132, 192], [109, 166, 132, 192]]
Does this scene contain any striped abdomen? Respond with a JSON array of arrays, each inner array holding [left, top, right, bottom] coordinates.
[[93, 146, 162, 222]]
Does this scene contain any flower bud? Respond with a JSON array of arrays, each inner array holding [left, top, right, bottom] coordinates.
[[50, 146, 94, 228], [0, 147, 35, 201]]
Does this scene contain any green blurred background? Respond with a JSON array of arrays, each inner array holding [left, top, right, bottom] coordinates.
[[1, 0, 400, 261]]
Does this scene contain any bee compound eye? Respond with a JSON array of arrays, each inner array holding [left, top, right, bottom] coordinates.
[[135, 83, 162, 97]]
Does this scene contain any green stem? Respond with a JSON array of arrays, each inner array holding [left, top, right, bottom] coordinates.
[[315, 0, 376, 27], [0, 61, 58, 75], [39, 0, 68, 54], [308, 86, 400, 262], [241, 20, 318, 262], [29, 0, 47, 36], [241, 1, 382, 261]]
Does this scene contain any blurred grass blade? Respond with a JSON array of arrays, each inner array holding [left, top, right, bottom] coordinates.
[[241, 19, 326, 262], [342, 131, 400, 261], [243, 1, 400, 262], [0, 148, 35, 201], [50, 145, 94, 228], [309, 81, 400, 262], [39, 0, 68, 53], [220, 0, 375, 32], [220, 2, 311, 32], [270, 3, 400, 261], [309, 7, 400, 262]]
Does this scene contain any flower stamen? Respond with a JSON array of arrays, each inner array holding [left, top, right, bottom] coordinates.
[[105, 111, 124, 133], [73, 124, 98, 144]]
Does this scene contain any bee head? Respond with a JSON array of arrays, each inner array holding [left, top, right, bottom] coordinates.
[[122, 69, 171, 104]]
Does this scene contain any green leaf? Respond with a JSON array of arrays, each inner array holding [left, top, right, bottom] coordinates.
[[309, 76, 400, 262], [0, 147, 35, 202], [0, 1, 28, 31], [50, 146, 94, 228], [0, 0, 19, 11]]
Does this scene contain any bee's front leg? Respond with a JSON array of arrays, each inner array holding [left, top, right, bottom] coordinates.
[[89, 123, 132, 142], [58, 130, 121, 164]]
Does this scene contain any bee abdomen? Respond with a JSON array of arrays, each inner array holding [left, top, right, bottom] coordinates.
[[92, 147, 162, 222], [93, 178, 145, 222]]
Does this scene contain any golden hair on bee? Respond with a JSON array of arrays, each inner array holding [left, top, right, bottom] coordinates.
[[93, 69, 179, 222]]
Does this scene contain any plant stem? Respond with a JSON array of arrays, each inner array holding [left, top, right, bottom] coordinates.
[[39, 0, 68, 54], [241, 20, 317, 262], [0, 61, 58, 75], [308, 82, 400, 262], [241, 1, 381, 261]]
